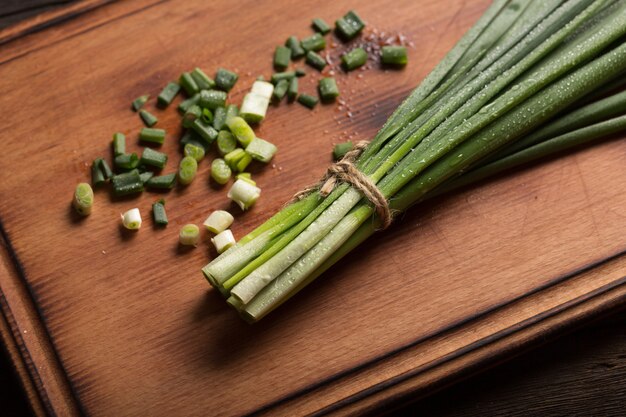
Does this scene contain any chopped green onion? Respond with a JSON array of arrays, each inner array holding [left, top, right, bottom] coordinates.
[[179, 72, 200, 96], [145, 173, 176, 189], [178, 93, 200, 114], [115, 153, 139, 170], [139, 128, 166, 145], [157, 82, 181, 108], [184, 143, 205, 161], [211, 158, 232, 185], [335, 10, 365, 40], [271, 71, 296, 84], [139, 109, 158, 127], [236, 172, 256, 186], [179, 224, 200, 246], [178, 156, 198, 185], [213, 106, 227, 130], [91, 159, 106, 187], [199, 89, 227, 110], [182, 104, 202, 128], [191, 67, 215, 90], [240, 93, 271, 123], [112, 170, 144, 196], [211, 229, 236, 254], [285, 36, 305, 59], [180, 129, 206, 151], [140, 148, 168, 169], [224, 148, 247, 170], [152, 199, 168, 226], [312, 18, 331, 35], [297, 93, 318, 109], [215, 68, 238, 92], [305, 51, 326, 71], [274, 46, 291, 71], [295, 67, 306, 77], [99, 159, 113, 180], [203, 210, 234, 234], [226, 117, 255, 147], [131, 94, 149, 111], [191, 118, 218, 144], [112, 132, 126, 156], [272, 79, 289, 102], [216, 130, 237, 156], [250, 80, 274, 101], [227, 179, 261, 210], [342, 47, 367, 71], [333, 141, 353, 160], [288, 77, 298, 101], [121, 208, 142, 230], [139, 171, 154, 184], [236, 153, 252, 172], [225, 104, 239, 121], [202, 108, 214, 124], [73, 183, 93, 216], [245, 137, 277, 163], [381, 46, 408, 66], [318, 77, 340, 102], [301, 33, 326, 52]]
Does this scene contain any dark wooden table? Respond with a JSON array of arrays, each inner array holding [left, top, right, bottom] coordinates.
[[0, 2, 624, 416]]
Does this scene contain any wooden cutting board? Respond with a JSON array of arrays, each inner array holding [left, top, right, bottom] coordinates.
[[0, 1, 625, 416]]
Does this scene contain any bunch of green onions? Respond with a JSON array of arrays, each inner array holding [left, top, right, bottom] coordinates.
[[203, 0, 626, 322]]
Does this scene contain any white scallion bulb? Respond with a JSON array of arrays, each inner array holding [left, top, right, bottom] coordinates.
[[121, 208, 142, 230], [211, 229, 236, 254]]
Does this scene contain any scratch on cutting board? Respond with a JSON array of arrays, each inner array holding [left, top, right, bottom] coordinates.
[[574, 155, 602, 244]]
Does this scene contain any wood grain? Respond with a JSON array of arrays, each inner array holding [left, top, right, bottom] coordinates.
[[0, 0, 624, 416]]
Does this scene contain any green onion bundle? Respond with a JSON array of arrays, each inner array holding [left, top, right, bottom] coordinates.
[[203, 0, 626, 322]]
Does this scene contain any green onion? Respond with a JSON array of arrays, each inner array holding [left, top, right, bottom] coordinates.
[[212, 230, 236, 254], [91, 158, 106, 187], [180, 129, 206, 151], [240, 84, 272, 123], [191, 119, 218, 145], [288, 77, 298, 101], [73, 183, 93, 216], [335, 10, 365, 40], [225, 104, 239, 121], [139, 128, 166, 145], [112, 132, 126, 156], [217, 130, 237, 156], [157, 82, 181, 108], [295, 67, 306, 77], [274, 46, 291, 71], [271, 71, 296, 84], [227, 179, 260, 210], [341, 47, 367, 71], [215, 68, 239, 92], [213, 106, 227, 130], [140, 148, 168, 169], [152, 199, 168, 226], [297, 93, 318, 109], [121, 208, 142, 230], [301, 33, 326, 52], [211, 158, 232, 185], [178, 156, 198, 185], [115, 153, 139, 170], [272, 79, 289, 102], [99, 159, 113, 180], [203, 210, 234, 234], [131, 94, 149, 111], [245, 137, 277, 163], [184, 143, 206, 162], [312, 18, 331, 35], [178, 93, 200, 114], [191, 67, 215, 90], [202, 108, 214, 124], [199, 90, 227, 110], [318, 77, 339, 102], [182, 104, 202, 128], [145, 173, 176, 189], [112, 170, 144, 196], [139, 171, 154, 184], [179, 224, 200, 246], [305, 51, 326, 71], [139, 109, 158, 127], [333, 141, 353, 160], [179, 72, 200, 96], [226, 116, 255, 147], [224, 148, 251, 172], [381, 46, 408, 66], [236, 172, 256, 186], [285, 36, 305, 59]]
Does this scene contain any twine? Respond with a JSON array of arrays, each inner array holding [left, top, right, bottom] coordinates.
[[292, 141, 393, 229]]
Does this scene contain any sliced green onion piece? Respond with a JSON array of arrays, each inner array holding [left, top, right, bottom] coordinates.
[[211, 230, 236, 254], [203, 210, 234, 234], [215, 68, 238, 92], [245, 137, 277, 163], [121, 208, 142, 230], [295, 67, 306, 77], [297, 93, 318, 109], [213, 106, 227, 130], [157, 82, 180, 108], [112, 132, 126, 156], [201, 108, 214, 124], [179, 72, 200, 96], [381, 45, 408, 66], [112, 170, 144, 196], [240, 92, 270, 123], [199, 90, 227, 110], [285, 36, 305, 59], [99, 159, 113, 180], [226, 116, 255, 147], [179, 224, 200, 246], [139, 109, 158, 127], [235, 152, 252, 172], [182, 104, 202, 128], [335, 10, 365, 40], [217, 130, 237, 156], [178, 156, 198, 185], [191, 119, 219, 145], [145, 173, 176, 189], [184, 143, 205, 161], [73, 183, 94, 216], [318, 77, 339, 102], [180, 129, 206, 151], [152, 199, 168, 226], [301, 33, 326, 52], [236, 172, 256, 186], [178, 93, 200, 114], [271, 71, 296, 84], [342, 47, 367, 71], [274, 46, 291, 71], [191, 67, 215, 90], [140, 148, 168, 169], [224, 148, 246, 169], [131, 94, 149, 111], [91, 159, 105, 187], [305, 51, 327, 71], [139, 128, 166, 145], [139, 171, 154, 184], [115, 153, 139, 170], [251, 80, 274, 100], [272, 79, 289, 102], [333, 141, 353, 160], [312, 18, 331, 35], [288, 77, 298, 101], [211, 158, 232, 185], [225, 104, 239, 121], [227, 179, 261, 210]]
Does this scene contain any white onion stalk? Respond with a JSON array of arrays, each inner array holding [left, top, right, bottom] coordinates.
[[227, 179, 261, 210], [121, 208, 141, 230], [203, 210, 234, 234], [212, 230, 236, 254]]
